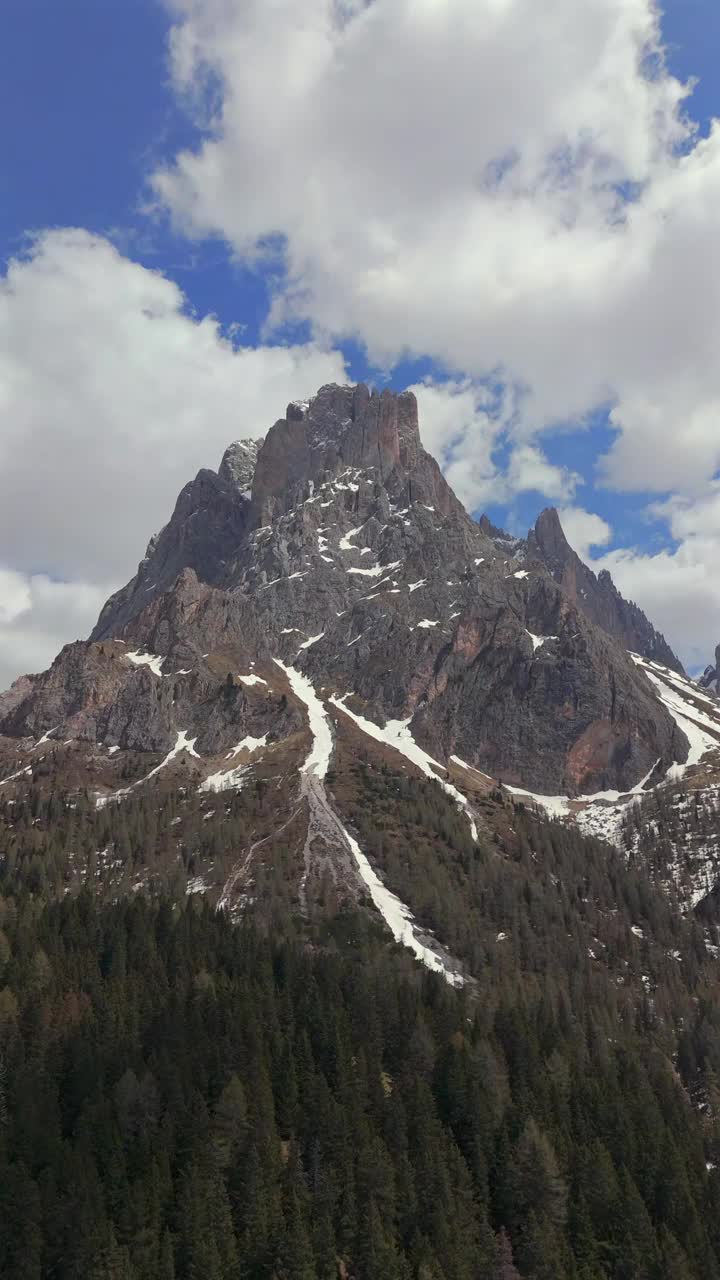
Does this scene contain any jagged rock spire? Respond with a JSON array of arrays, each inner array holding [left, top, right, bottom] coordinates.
[[219, 438, 264, 491]]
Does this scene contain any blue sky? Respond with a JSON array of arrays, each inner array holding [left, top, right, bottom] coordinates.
[[1, 0, 720, 682]]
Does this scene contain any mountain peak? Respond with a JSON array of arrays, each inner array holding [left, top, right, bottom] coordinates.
[[532, 507, 571, 560], [526, 509, 683, 673], [2, 379, 692, 801], [218, 437, 264, 492], [251, 382, 440, 522]]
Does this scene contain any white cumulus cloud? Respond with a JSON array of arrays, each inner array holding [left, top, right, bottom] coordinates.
[[0, 571, 112, 692], [0, 229, 346, 688], [411, 379, 578, 510], [153, 0, 719, 498], [557, 507, 612, 562]]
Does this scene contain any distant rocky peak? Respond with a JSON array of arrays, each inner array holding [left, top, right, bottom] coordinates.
[[474, 505, 684, 675], [477, 514, 523, 552], [530, 507, 572, 563], [218, 437, 264, 493], [700, 644, 720, 695]]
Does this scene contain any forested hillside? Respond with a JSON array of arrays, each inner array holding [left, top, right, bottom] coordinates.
[[1, 878, 720, 1278]]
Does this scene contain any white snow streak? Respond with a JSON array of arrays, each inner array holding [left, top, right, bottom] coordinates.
[[343, 826, 463, 987], [33, 727, 58, 748], [330, 697, 478, 842], [99, 730, 200, 806], [526, 631, 556, 652], [347, 559, 402, 579], [273, 660, 333, 778], [226, 735, 268, 759], [200, 763, 250, 793], [276, 663, 462, 984], [346, 564, 381, 577], [339, 525, 363, 551], [505, 755, 662, 821], [144, 730, 199, 780], [297, 631, 325, 651], [631, 654, 720, 779], [0, 763, 32, 787], [450, 754, 493, 781]]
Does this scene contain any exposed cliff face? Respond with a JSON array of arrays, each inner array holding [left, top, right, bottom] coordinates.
[[1, 384, 689, 797], [91, 464, 256, 642], [522, 508, 684, 674]]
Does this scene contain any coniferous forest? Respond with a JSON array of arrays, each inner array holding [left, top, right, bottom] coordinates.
[[2, 873, 720, 1279]]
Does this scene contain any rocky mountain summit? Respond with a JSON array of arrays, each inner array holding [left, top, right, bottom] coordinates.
[[1, 382, 689, 797], [479, 505, 683, 674]]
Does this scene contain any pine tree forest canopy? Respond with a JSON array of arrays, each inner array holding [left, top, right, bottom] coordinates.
[[0, 879, 720, 1278], [3, 758, 720, 1277]]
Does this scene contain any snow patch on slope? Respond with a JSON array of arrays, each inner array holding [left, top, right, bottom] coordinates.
[[125, 650, 165, 677], [297, 631, 325, 652], [347, 560, 401, 578], [273, 660, 333, 778], [630, 654, 720, 780], [506, 754, 662, 824], [343, 825, 463, 987], [33, 726, 58, 748], [226, 734, 268, 759], [526, 631, 556, 652], [0, 762, 32, 788], [276, 662, 462, 984], [201, 763, 250, 793], [339, 525, 363, 551]]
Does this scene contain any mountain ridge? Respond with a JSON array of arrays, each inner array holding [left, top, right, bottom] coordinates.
[[3, 380, 720, 1000], [0, 383, 689, 803]]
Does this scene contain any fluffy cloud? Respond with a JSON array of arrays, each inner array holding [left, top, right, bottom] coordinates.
[[0, 229, 346, 582], [0, 571, 111, 692], [411, 380, 578, 510], [0, 570, 32, 628], [154, 0, 720, 497], [507, 447, 578, 504], [0, 229, 345, 688]]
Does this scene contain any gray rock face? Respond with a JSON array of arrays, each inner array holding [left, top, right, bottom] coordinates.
[[1, 383, 689, 796], [700, 644, 720, 695], [91, 457, 256, 641], [219, 438, 264, 492], [514, 508, 683, 674]]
